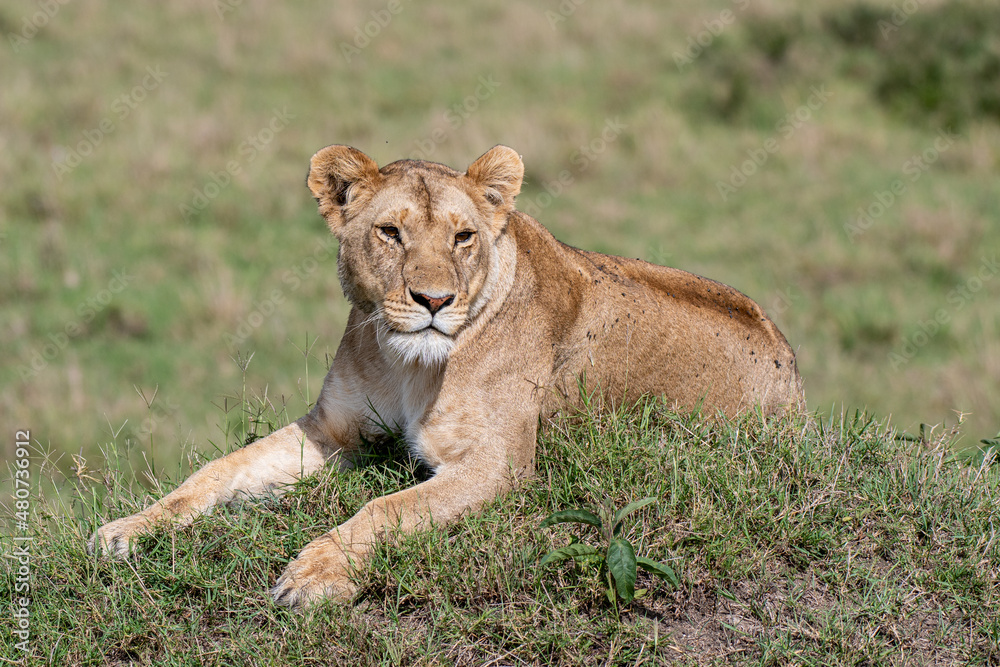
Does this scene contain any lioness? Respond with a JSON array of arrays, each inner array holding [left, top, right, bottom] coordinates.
[[92, 145, 803, 608]]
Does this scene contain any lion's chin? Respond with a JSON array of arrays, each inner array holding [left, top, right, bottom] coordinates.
[[383, 328, 455, 365]]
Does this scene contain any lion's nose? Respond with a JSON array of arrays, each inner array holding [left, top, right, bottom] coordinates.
[[410, 290, 455, 315]]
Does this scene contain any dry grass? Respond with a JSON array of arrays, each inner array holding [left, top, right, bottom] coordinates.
[[3, 1, 999, 476]]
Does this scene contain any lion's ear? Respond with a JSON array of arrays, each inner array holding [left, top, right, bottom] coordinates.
[[307, 145, 381, 235], [465, 145, 523, 210]]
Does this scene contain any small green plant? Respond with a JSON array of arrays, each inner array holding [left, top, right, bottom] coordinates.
[[971, 434, 1000, 468], [539, 497, 679, 608]]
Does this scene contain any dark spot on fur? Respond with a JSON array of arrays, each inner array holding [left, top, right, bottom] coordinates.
[[417, 174, 434, 222]]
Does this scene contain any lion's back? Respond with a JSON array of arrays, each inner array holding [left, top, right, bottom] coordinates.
[[508, 214, 804, 416]]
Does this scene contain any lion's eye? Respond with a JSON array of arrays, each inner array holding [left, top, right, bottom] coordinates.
[[455, 231, 474, 245], [379, 225, 401, 242]]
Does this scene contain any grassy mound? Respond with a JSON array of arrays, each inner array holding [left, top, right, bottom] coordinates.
[[4, 403, 999, 665]]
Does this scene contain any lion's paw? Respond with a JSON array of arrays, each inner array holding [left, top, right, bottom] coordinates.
[[271, 535, 358, 610], [88, 514, 153, 557]]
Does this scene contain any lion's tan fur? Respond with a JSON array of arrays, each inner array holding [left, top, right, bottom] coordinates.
[[92, 145, 803, 608]]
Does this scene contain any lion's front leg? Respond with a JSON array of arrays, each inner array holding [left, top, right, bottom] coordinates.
[[271, 459, 518, 609], [90, 415, 344, 557]]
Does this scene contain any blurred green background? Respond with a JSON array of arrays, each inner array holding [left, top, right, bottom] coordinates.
[[2, 0, 998, 483]]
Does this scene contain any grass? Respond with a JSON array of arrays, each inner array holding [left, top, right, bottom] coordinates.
[[3, 1, 1000, 662], [2, 0, 999, 482], [3, 397, 999, 664]]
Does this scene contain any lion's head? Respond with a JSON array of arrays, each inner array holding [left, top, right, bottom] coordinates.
[[307, 145, 524, 365]]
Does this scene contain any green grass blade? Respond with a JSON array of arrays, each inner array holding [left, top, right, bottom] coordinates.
[[636, 556, 680, 588], [606, 538, 637, 603], [611, 496, 657, 535], [540, 508, 603, 529], [540, 543, 600, 567]]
